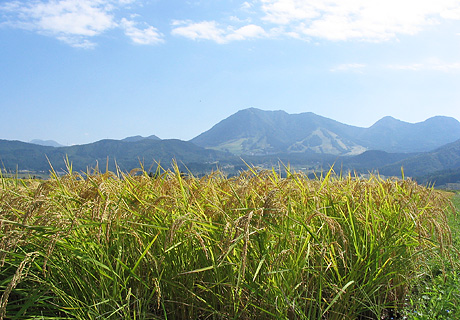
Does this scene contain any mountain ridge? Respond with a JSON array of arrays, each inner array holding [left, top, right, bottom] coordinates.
[[3, 108, 460, 181], [379, 138, 460, 177], [122, 135, 161, 142], [0, 139, 234, 173], [191, 108, 460, 156]]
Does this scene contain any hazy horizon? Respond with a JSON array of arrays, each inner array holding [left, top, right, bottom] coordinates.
[[9, 108, 460, 147]]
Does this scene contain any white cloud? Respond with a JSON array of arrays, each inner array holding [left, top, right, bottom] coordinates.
[[330, 63, 366, 73], [121, 18, 163, 44], [168, 0, 460, 44], [171, 20, 226, 43], [1, 0, 116, 47], [0, 0, 162, 48], [229, 15, 252, 23], [57, 36, 98, 49], [440, 6, 460, 19], [3, 0, 460, 47], [261, 0, 321, 25], [226, 24, 266, 41], [258, 0, 460, 41], [171, 20, 266, 43], [241, 2, 253, 10], [240, 1, 257, 13]]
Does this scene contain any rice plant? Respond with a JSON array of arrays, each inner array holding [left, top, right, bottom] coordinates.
[[0, 164, 456, 319]]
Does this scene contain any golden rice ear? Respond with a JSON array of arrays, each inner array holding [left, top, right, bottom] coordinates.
[[0, 252, 38, 320], [129, 168, 143, 176]]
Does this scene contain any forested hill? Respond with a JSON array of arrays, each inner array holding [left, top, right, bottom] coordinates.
[[0, 139, 234, 173]]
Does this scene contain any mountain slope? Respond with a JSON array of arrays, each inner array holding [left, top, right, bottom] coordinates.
[[380, 139, 460, 177], [191, 108, 290, 154], [0, 140, 55, 171], [191, 108, 366, 155]]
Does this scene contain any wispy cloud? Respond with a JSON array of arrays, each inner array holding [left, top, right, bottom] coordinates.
[[241, 2, 253, 10], [2, 0, 460, 47], [170, 0, 460, 45], [330, 60, 460, 73], [121, 18, 163, 45], [171, 20, 266, 44], [0, 0, 163, 48], [387, 59, 460, 72], [258, 0, 460, 42], [330, 63, 367, 73], [0, 0, 115, 48], [226, 24, 266, 41]]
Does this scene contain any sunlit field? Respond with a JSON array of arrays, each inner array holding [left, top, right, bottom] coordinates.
[[1, 165, 458, 319]]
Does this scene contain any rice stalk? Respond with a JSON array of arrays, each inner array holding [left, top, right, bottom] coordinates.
[[0, 166, 455, 319]]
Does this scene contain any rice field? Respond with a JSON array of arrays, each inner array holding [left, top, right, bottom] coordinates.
[[0, 164, 458, 319]]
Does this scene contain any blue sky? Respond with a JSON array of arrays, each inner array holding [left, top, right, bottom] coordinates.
[[1, 0, 460, 146]]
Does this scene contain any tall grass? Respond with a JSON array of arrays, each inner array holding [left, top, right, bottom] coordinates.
[[403, 192, 460, 319], [0, 165, 455, 319]]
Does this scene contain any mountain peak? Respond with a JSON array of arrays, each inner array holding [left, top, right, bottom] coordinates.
[[122, 135, 161, 142], [191, 108, 364, 155], [370, 116, 405, 128], [29, 139, 64, 147], [422, 115, 460, 126], [237, 107, 289, 118], [241, 107, 284, 113]]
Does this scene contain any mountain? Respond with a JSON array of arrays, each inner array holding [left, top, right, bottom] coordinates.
[[30, 139, 64, 147], [122, 135, 161, 142], [191, 108, 366, 156], [0, 139, 234, 173], [3, 108, 460, 179], [356, 116, 460, 153], [379, 139, 460, 177], [191, 108, 460, 156]]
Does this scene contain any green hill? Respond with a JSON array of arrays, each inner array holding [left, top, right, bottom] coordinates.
[[380, 139, 460, 177], [0, 139, 234, 173]]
